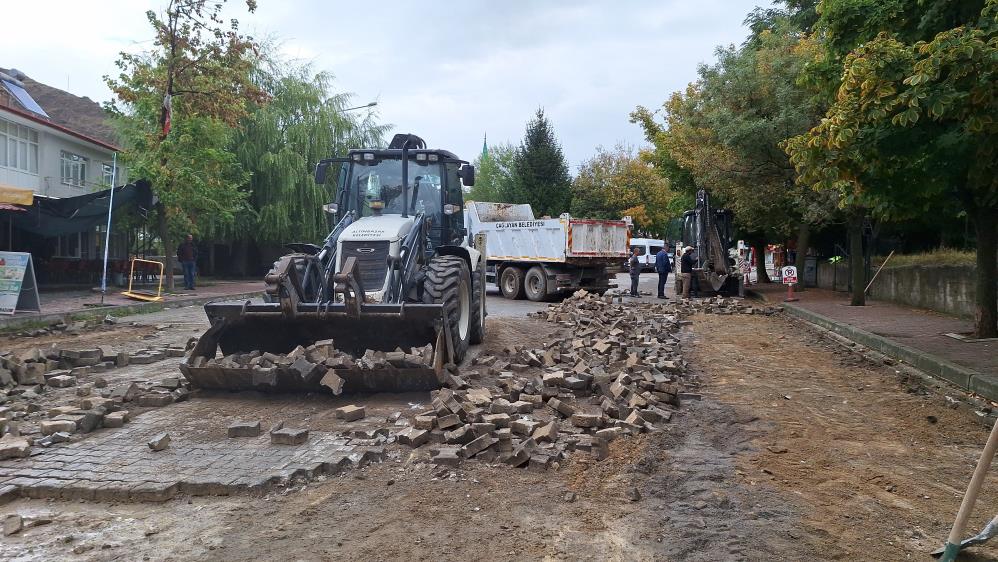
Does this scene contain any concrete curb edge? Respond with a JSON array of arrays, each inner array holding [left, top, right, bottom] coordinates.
[[0, 290, 263, 332]]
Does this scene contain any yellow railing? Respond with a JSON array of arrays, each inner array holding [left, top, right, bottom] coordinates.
[[121, 258, 164, 302]]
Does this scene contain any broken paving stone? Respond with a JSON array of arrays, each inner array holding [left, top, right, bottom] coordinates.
[[431, 448, 462, 467], [436, 413, 461, 430], [270, 428, 309, 445], [413, 415, 436, 430], [136, 392, 174, 408], [40, 420, 76, 435], [147, 433, 171, 451], [4, 514, 23, 536], [461, 435, 497, 458], [564, 491, 578, 503], [102, 411, 128, 428], [334, 405, 366, 422], [0, 436, 30, 459], [227, 421, 262, 438], [570, 412, 603, 429], [532, 421, 559, 443], [320, 370, 345, 395], [510, 418, 540, 436], [396, 427, 430, 447], [628, 487, 642, 502], [47, 374, 77, 388]]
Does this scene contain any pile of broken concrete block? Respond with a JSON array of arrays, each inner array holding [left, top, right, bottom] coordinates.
[[0, 344, 186, 389], [0, 344, 193, 459], [186, 340, 436, 392], [676, 295, 782, 316], [394, 289, 694, 469]]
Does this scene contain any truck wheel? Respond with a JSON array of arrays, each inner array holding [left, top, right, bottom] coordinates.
[[470, 262, 486, 345], [524, 266, 548, 302], [500, 266, 525, 300], [423, 255, 472, 363]]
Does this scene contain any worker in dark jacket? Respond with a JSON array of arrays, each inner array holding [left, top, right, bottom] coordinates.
[[176, 234, 198, 290], [655, 246, 672, 299], [628, 247, 641, 297], [680, 245, 695, 299]]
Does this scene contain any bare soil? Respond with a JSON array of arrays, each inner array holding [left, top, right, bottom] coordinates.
[[3, 311, 998, 561]]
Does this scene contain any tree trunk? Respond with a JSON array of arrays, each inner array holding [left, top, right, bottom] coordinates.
[[848, 212, 865, 306], [156, 203, 175, 291], [974, 207, 998, 338], [753, 238, 772, 283], [794, 222, 810, 292]]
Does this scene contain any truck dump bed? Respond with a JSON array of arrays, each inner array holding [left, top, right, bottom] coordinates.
[[466, 202, 629, 263]]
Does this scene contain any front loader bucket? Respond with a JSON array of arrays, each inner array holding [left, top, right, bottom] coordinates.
[[179, 299, 448, 393]]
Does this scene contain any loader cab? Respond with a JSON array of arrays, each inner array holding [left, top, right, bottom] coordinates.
[[319, 148, 473, 249]]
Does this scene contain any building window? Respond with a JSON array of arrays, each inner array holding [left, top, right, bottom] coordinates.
[[0, 117, 39, 174], [101, 162, 118, 187], [61, 150, 88, 187], [54, 232, 82, 258]]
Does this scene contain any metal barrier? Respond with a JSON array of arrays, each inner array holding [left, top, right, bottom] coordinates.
[[121, 258, 164, 302]]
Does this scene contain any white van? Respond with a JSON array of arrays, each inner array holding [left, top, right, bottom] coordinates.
[[629, 238, 669, 272]]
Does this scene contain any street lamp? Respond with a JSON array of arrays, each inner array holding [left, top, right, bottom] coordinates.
[[340, 101, 377, 112]]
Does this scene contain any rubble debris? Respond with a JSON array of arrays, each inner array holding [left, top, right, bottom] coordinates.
[[147, 433, 171, 451], [228, 421, 262, 438], [271, 428, 309, 445], [4, 514, 23, 536], [0, 436, 30, 459], [335, 405, 366, 422]]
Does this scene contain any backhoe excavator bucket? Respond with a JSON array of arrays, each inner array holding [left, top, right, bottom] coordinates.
[[179, 299, 450, 393]]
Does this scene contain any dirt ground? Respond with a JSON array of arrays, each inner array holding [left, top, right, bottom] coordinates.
[[4, 309, 998, 561]]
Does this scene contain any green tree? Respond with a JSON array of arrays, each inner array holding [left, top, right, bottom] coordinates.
[[468, 142, 517, 203], [571, 145, 674, 236], [786, 1, 998, 336], [106, 0, 263, 288], [632, 9, 828, 283], [510, 109, 572, 217], [230, 57, 389, 246]]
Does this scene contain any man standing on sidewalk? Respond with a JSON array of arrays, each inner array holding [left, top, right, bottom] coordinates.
[[655, 246, 672, 299], [680, 245, 695, 299], [177, 234, 198, 290], [628, 247, 642, 298]]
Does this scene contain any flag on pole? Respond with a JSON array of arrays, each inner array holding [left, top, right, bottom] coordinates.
[[162, 93, 173, 136]]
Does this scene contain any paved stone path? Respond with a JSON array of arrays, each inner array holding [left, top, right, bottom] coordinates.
[[752, 284, 997, 376], [0, 400, 386, 502]]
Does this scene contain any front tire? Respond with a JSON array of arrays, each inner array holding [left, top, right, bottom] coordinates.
[[423, 255, 472, 363], [470, 261, 486, 345]]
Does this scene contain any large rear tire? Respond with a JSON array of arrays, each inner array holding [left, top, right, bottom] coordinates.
[[524, 266, 548, 302], [423, 255, 472, 363], [470, 261, 486, 345], [500, 266, 526, 300]]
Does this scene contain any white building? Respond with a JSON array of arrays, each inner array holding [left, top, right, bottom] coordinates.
[[0, 67, 142, 275], [0, 67, 125, 199]]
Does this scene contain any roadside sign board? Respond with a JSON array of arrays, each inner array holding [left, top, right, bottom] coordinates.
[[781, 265, 798, 285], [0, 251, 41, 314]]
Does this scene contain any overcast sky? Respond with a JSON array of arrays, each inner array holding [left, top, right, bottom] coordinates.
[[2, 0, 771, 169]]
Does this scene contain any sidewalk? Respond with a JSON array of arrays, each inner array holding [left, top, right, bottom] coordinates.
[[750, 284, 998, 399], [0, 279, 263, 331]]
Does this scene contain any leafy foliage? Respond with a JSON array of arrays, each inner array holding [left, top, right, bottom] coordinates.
[[509, 109, 573, 217], [468, 142, 517, 203], [571, 145, 673, 236], [105, 0, 264, 286], [231, 57, 389, 244]]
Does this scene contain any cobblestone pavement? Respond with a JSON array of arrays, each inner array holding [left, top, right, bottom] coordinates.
[[752, 283, 997, 375], [0, 397, 390, 502]]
